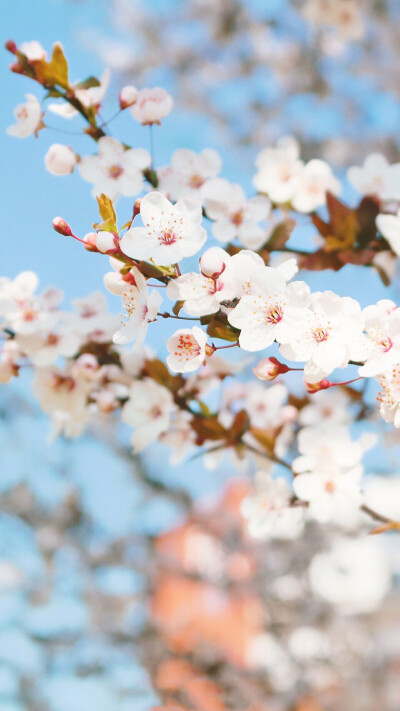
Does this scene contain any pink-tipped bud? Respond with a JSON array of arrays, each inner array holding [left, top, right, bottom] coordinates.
[[200, 246, 228, 279], [5, 40, 17, 54], [83, 232, 98, 252], [253, 357, 290, 381], [305, 378, 331, 394], [133, 198, 141, 219], [119, 85, 138, 110], [53, 216, 72, 236]]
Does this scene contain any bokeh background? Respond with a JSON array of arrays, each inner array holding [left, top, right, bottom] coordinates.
[[2, 1, 400, 709]]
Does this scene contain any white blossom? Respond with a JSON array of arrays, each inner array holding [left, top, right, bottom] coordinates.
[[112, 267, 162, 348], [280, 291, 363, 382], [291, 159, 340, 213], [130, 87, 173, 125], [228, 265, 310, 351], [348, 153, 400, 201], [158, 148, 222, 201], [120, 191, 206, 264], [253, 136, 304, 204], [20, 40, 47, 61], [166, 326, 207, 373], [78, 136, 150, 201], [376, 208, 400, 256], [44, 144, 76, 175], [121, 378, 175, 451], [241, 471, 304, 540], [48, 69, 110, 119], [7, 94, 43, 139], [355, 300, 400, 377], [204, 178, 271, 249]]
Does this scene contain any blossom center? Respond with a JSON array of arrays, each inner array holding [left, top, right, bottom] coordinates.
[[174, 334, 201, 360], [312, 326, 329, 343], [108, 164, 124, 179], [160, 230, 178, 245], [231, 210, 243, 226], [265, 304, 283, 324], [189, 173, 205, 189]]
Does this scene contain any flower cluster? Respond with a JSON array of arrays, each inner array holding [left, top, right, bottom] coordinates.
[[4, 38, 400, 540]]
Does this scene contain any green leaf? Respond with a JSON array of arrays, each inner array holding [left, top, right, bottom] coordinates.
[[93, 193, 118, 233], [206, 316, 240, 342], [35, 42, 69, 89], [74, 76, 101, 90]]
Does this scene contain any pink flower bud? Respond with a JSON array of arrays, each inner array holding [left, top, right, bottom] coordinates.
[[199, 246, 228, 279], [45, 144, 76, 176], [5, 40, 17, 54], [131, 87, 173, 125], [53, 217, 72, 236], [253, 357, 289, 381], [305, 378, 331, 394], [119, 85, 138, 110], [95, 231, 119, 254], [83, 232, 98, 252]]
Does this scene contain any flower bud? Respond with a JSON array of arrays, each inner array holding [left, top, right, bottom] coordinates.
[[96, 231, 118, 254], [253, 356, 289, 381], [200, 246, 228, 279], [45, 144, 76, 176], [53, 217, 72, 236], [305, 378, 331, 394], [5, 40, 17, 54], [83, 232, 98, 252], [119, 85, 138, 110]]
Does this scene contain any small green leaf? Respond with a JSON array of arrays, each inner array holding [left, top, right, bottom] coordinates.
[[74, 76, 101, 90], [35, 42, 69, 89], [94, 193, 118, 233]]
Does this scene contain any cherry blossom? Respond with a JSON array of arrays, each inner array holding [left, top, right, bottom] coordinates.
[[279, 291, 363, 382], [241, 472, 304, 540], [377, 366, 400, 427], [158, 148, 222, 201], [253, 136, 304, 204], [166, 248, 235, 317], [376, 208, 400, 256], [298, 388, 352, 426], [112, 267, 162, 347], [44, 144, 76, 176], [228, 265, 310, 351], [69, 292, 119, 343], [0, 272, 62, 335], [32, 365, 91, 438], [120, 191, 206, 264], [48, 69, 110, 119], [166, 326, 208, 373], [20, 40, 47, 61], [348, 153, 400, 201], [130, 87, 173, 125], [355, 300, 400, 377], [121, 378, 175, 451], [291, 159, 340, 213], [292, 424, 373, 523], [7, 94, 43, 138], [204, 178, 271, 249], [17, 327, 81, 367], [78, 136, 151, 201]]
